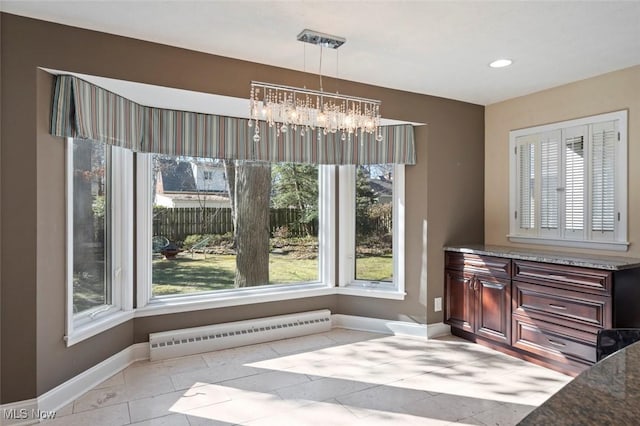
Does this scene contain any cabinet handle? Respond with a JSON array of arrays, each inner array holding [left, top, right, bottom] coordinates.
[[548, 339, 566, 348], [525, 272, 567, 281], [473, 280, 478, 291], [548, 304, 567, 310]]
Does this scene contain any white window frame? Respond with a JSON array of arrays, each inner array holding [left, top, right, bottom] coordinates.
[[65, 138, 134, 346], [508, 110, 628, 251], [135, 155, 335, 315], [337, 164, 406, 300]]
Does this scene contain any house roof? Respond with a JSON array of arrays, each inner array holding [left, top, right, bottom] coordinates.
[[157, 159, 197, 192]]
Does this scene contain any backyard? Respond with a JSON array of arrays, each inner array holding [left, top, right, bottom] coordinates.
[[152, 237, 393, 296]]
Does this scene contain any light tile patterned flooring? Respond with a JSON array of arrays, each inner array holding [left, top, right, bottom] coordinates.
[[50, 330, 571, 425]]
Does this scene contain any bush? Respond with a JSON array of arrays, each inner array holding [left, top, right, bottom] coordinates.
[[182, 233, 234, 250]]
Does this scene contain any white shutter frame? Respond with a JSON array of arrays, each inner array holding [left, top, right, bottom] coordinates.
[[562, 125, 587, 239], [508, 110, 628, 251], [510, 135, 538, 236]]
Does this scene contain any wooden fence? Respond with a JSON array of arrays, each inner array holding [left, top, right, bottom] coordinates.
[[153, 207, 318, 242]]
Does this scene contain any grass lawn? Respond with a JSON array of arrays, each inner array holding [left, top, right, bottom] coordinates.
[[152, 253, 392, 296]]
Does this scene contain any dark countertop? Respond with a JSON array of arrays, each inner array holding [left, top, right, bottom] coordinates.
[[444, 244, 640, 271], [518, 340, 640, 425]]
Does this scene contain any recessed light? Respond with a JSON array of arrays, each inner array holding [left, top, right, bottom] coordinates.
[[489, 59, 512, 68]]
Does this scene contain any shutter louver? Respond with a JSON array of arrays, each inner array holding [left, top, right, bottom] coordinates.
[[564, 131, 585, 232], [518, 140, 535, 230], [540, 132, 559, 231], [591, 121, 616, 234]]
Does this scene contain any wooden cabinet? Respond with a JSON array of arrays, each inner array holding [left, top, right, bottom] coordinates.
[[444, 250, 639, 375], [445, 253, 511, 345], [511, 260, 612, 371]]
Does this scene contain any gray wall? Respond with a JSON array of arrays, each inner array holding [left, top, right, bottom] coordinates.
[[0, 13, 484, 403]]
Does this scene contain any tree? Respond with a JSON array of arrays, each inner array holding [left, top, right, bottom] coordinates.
[[355, 165, 378, 237], [271, 163, 318, 236], [224, 160, 271, 287]]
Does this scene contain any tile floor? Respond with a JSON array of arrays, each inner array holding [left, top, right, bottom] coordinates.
[[48, 330, 571, 425]]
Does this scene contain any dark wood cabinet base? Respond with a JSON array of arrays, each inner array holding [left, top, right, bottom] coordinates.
[[450, 327, 589, 376], [445, 248, 640, 377]]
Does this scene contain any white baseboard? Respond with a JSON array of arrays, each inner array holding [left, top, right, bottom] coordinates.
[[426, 322, 452, 338], [38, 343, 149, 414], [331, 314, 450, 339]]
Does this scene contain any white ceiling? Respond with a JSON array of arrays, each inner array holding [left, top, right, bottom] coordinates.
[[3, 1, 640, 106]]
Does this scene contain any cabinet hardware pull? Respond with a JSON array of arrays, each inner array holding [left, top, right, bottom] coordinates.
[[525, 272, 567, 280], [547, 274, 567, 280], [548, 339, 566, 347], [549, 304, 567, 310], [474, 280, 478, 291]]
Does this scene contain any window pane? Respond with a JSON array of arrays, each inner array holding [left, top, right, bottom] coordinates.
[[565, 135, 585, 231], [355, 164, 393, 282], [591, 122, 616, 233], [151, 155, 319, 297], [73, 139, 111, 314]]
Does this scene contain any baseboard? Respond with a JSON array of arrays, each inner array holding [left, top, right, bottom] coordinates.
[[331, 314, 450, 339], [426, 322, 451, 338], [0, 398, 38, 426], [38, 343, 149, 414]]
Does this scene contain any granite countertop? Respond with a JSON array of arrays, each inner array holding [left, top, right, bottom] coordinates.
[[518, 340, 640, 425], [444, 244, 640, 271]]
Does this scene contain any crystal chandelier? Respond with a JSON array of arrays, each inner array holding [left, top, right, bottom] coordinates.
[[249, 29, 383, 143]]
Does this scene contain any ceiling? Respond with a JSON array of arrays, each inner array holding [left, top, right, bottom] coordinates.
[[2, 1, 640, 106]]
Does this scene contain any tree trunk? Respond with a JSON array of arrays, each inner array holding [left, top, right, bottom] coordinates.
[[227, 160, 271, 287]]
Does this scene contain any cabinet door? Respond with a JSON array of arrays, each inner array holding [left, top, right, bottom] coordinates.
[[475, 275, 511, 344], [445, 270, 474, 334]]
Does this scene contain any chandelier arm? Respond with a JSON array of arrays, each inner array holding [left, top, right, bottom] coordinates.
[[251, 81, 380, 105]]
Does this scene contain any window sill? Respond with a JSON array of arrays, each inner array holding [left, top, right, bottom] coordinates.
[[507, 235, 629, 252], [136, 283, 335, 317], [66, 310, 134, 347], [337, 283, 406, 300]]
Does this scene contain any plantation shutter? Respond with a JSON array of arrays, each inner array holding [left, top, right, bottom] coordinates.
[[591, 120, 617, 237], [563, 126, 586, 235], [516, 136, 536, 231], [540, 131, 560, 233]]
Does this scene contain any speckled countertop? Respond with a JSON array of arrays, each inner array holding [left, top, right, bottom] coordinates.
[[444, 244, 640, 271], [518, 340, 640, 425]]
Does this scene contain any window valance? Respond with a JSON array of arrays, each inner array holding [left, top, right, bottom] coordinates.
[[51, 75, 416, 165]]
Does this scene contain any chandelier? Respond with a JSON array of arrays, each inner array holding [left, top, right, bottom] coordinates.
[[249, 29, 383, 143]]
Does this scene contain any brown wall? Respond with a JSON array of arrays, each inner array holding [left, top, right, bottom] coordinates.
[[485, 66, 640, 257], [0, 13, 484, 403]]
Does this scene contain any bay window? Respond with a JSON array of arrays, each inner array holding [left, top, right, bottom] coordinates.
[[338, 164, 405, 298], [66, 138, 133, 345]]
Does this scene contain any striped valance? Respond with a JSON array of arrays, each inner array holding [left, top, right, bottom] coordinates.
[[51, 75, 416, 165]]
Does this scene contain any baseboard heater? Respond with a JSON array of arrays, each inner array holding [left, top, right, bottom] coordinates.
[[149, 309, 332, 361]]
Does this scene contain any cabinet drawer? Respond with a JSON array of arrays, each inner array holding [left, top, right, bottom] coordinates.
[[513, 281, 611, 332], [512, 316, 596, 364], [445, 252, 510, 277], [513, 260, 611, 294]]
